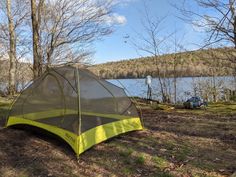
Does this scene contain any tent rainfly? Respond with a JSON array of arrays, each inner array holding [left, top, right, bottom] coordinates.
[[5, 66, 143, 157]]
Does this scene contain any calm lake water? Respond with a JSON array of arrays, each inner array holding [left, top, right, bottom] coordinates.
[[1, 76, 235, 101], [108, 76, 235, 101]]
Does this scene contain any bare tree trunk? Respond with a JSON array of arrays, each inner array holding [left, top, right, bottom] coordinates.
[[31, 0, 42, 79], [234, 16, 236, 49], [173, 76, 177, 104], [163, 61, 169, 102], [230, 0, 236, 49], [173, 36, 178, 104], [6, 0, 16, 95], [154, 56, 167, 102], [159, 77, 167, 102], [211, 69, 217, 102], [173, 56, 178, 104], [231, 2, 236, 88], [37, 0, 44, 69], [233, 10, 236, 72]]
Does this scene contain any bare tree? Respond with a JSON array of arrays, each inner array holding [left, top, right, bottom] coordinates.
[[175, 0, 236, 85], [132, 5, 174, 103], [171, 34, 185, 104], [6, 0, 16, 95], [30, 0, 43, 79], [29, 0, 115, 78], [175, 0, 236, 47], [0, 0, 31, 94]]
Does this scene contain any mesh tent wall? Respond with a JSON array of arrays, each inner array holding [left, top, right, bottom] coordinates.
[[6, 66, 143, 156]]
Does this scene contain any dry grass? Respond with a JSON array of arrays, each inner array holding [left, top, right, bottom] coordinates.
[[0, 98, 235, 177]]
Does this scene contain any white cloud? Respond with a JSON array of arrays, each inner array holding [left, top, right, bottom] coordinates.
[[105, 13, 127, 25]]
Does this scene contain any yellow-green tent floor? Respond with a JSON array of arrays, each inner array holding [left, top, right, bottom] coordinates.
[[6, 115, 143, 156]]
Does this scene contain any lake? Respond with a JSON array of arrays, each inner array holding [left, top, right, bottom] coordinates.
[[1, 76, 235, 102], [108, 76, 236, 102]]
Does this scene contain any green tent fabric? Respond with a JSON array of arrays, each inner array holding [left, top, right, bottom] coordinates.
[[6, 66, 143, 156]]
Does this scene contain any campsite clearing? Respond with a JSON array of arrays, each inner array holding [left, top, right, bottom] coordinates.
[[0, 98, 235, 177]]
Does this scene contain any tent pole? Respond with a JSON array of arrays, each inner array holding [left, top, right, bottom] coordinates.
[[76, 66, 82, 161]]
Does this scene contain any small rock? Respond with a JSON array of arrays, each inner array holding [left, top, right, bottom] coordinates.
[[160, 148, 167, 152], [214, 158, 221, 162]]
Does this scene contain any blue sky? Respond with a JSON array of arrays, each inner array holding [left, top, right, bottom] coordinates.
[[93, 0, 205, 64]]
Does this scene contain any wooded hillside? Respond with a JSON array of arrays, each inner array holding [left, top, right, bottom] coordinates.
[[90, 48, 235, 79], [0, 60, 32, 83], [0, 47, 235, 83]]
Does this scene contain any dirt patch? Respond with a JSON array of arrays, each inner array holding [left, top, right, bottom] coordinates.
[[0, 103, 235, 177]]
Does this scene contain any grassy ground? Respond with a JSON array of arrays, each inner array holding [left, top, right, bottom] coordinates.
[[0, 98, 235, 177]]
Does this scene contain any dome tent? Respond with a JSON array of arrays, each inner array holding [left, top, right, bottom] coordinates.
[[5, 66, 143, 157]]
